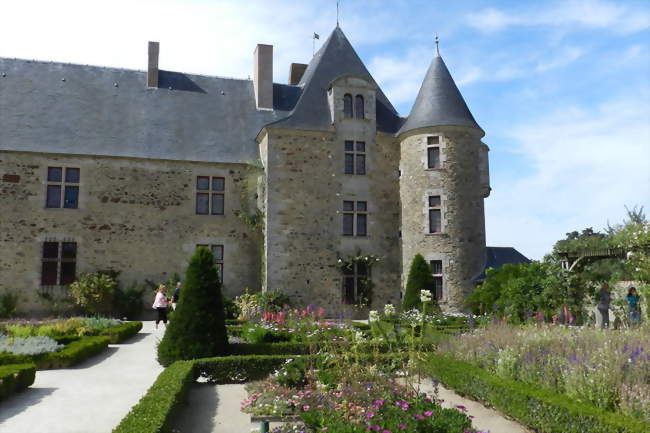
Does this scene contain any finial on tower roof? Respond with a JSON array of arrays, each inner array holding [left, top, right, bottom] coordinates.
[[336, 0, 340, 27], [435, 33, 440, 56]]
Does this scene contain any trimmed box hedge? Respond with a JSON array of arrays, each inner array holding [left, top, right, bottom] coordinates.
[[228, 341, 436, 356], [0, 363, 36, 400], [101, 321, 143, 343], [427, 353, 649, 433], [0, 336, 111, 369], [112, 360, 197, 433]]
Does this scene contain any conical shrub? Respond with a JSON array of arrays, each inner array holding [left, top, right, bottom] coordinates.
[[402, 253, 435, 311], [157, 247, 228, 366]]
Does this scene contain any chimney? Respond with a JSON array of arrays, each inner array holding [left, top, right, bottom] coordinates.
[[254, 44, 273, 110], [147, 41, 159, 88], [288, 63, 308, 85]]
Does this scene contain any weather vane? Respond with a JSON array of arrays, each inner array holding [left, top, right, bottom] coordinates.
[[435, 33, 440, 56]]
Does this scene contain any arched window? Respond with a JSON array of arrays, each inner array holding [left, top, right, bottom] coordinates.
[[343, 94, 353, 118], [355, 95, 365, 119]]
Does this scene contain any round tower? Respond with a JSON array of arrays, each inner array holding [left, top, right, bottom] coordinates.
[[398, 50, 489, 312]]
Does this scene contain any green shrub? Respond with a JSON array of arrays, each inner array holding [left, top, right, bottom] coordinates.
[[69, 272, 117, 315], [112, 360, 197, 433], [241, 323, 292, 343], [0, 289, 19, 318], [275, 357, 309, 389], [196, 354, 297, 383], [403, 254, 435, 311], [113, 286, 145, 319], [223, 295, 240, 320], [0, 336, 110, 369], [225, 319, 246, 326], [101, 321, 143, 343], [427, 354, 649, 433], [157, 247, 228, 366], [0, 336, 64, 355], [256, 289, 292, 312], [0, 363, 36, 400]]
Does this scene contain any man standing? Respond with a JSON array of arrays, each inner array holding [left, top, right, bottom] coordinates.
[[172, 281, 181, 311], [597, 283, 611, 329]]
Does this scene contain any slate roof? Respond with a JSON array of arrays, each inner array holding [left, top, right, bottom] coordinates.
[[271, 26, 403, 134], [474, 247, 532, 281], [399, 54, 482, 135], [0, 58, 296, 164]]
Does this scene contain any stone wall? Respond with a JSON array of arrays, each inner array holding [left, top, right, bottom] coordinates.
[[260, 126, 402, 316], [399, 126, 486, 312], [0, 151, 261, 314]]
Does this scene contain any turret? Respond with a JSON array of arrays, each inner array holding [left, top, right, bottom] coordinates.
[[398, 43, 489, 312]]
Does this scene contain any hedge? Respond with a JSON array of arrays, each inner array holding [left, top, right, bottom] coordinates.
[[112, 360, 197, 433], [0, 336, 111, 369], [427, 353, 650, 433], [0, 363, 36, 400], [228, 341, 436, 356], [101, 321, 143, 343], [196, 354, 295, 383], [225, 319, 246, 326]]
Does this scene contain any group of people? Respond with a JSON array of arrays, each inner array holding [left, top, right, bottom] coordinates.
[[596, 283, 642, 329], [152, 282, 181, 329]]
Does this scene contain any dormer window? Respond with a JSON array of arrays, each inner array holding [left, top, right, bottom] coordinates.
[[355, 95, 365, 119], [343, 94, 353, 118]]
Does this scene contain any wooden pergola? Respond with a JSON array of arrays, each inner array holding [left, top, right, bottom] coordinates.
[[556, 248, 626, 272]]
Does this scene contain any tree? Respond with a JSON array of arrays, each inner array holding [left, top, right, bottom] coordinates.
[[157, 247, 228, 366], [403, 254, 435, 311]]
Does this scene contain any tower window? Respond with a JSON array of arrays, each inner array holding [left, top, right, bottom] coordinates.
[[427, 136, 441, 169], [428, 195, 442, 233], [355, 95, 365, 119], [196, 176, 225, 215], [46, 167, 80, 209], [343, 94, 353, 118], [342, 200, 367, 236], [344, 140, 366, 175], [430, 260, 443, 300]]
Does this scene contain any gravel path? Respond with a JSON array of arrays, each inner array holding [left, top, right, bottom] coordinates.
[[0, 321, 164, 433]]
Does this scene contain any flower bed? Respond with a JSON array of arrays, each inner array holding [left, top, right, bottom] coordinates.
[[426, 353, 649, 433], [0, 336, 111, 369], [0, 363, 36, 400], [438, 323, 650, 422]]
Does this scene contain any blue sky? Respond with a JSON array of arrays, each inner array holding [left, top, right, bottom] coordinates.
[[2, 0, 649, 259]]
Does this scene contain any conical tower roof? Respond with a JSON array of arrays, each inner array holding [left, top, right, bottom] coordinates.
[[398, 54, 482, 135], [270, 27, 401, 133]]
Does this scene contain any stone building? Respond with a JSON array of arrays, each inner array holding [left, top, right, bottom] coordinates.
[[0, 27, 492, 315]]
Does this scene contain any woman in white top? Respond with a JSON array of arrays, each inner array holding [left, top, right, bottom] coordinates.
[[152, 285, 169, 329]]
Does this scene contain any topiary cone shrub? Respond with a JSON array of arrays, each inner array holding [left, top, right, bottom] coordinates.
[[402, 253, 436, 312], [157, 247, 228, 366]]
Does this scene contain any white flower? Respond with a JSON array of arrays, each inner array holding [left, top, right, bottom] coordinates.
[[384, 303, 396, 316], [420, 289, 432, 303], [368, 310, 380, 322]]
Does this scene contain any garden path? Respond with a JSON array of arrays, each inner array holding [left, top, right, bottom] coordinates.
[[0, 321, 164, 433]]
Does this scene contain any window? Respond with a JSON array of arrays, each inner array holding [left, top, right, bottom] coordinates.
[[430, 260, 443, 300], [342, 200, 367, 236], [342, 262, 368, 304], [354, 95, 365, 119], [41, 241, 77, 286], [344, 141, 366, 175], [46, 167, 79, 208], [428, 195, 441, 233], [427, 136, 441, 169], [343, 94, 353, 118], [196, 176, 225, 215], [196, 244, 224, 282]]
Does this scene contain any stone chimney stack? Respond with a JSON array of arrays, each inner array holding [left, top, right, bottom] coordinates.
[[253, 44, 273, 110], [288, 63, 308, 85], [147, 41, 159, 88]]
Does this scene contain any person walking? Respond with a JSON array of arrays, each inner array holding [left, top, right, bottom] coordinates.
[[171, 281, 181, 311], [627, 287, 641, 326], [597, 283, 611, 329], [152, 284, 169, 329]]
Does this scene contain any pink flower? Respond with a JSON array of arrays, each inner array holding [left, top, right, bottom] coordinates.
[[398, 425, 407, 430], [424, 411, 433, 416], [414, 414, 424, 419], [365, 411, 375, 418], [303, 405, 310, 411]]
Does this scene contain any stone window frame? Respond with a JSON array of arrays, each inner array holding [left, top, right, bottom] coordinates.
[[423, 190, 446, 235], [342, 200, 368, 237], [196, 243, 224, 283], [342, 92, 366, 119], [423, 135, 447, 170], [342, 261, 369, 304], [344, 140, 366, 175], [425, 253, 446, 301], [45, 166, 80, 209], [428, 195, 442, 234], [196, 176, 225, 216], [41, 240, 77, 287]]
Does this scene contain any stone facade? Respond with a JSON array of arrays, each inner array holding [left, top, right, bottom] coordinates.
[[0, 151, 260, 313], [0, 26, 493, 315]]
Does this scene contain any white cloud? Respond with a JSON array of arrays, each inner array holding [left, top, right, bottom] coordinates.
[[486, 94, 650, 259], [467, 0, 650, 34]]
